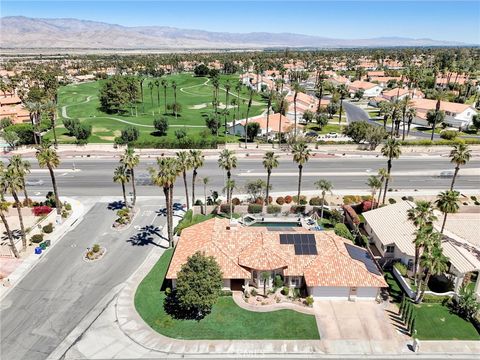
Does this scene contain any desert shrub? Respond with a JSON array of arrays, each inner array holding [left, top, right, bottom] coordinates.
[[31, 234, 44, 243], [64, 202, 72, 211], [284, 195, 293, 204], [388, 198, 397, 204], [475, 201, 480, 206], [231, 197, 241, 206], [61, 210, 68, 218], [42, 223, 54, 234], [343, 195, 362, 205], [305, 295, 314, 307], [254, 197, 264, 205], [274, 275, 284, 288], [309, 197, 327, 206], [440, 130, 458, 140], [267, 205, 281, 214], [471, 196, 478, 201], [92, 244, 101, 253], [290, 205, 306, 214], [334, 223, 354, 241], [394, 262, 407, 277], [407, 196, 414, 201], [250, 288, 258, 296], [276, 196, 285, 205], [22, 198, 33, 207], [247, 204, 262, 214], [361, 195, 373, 201], [220, 203, 235, 214], [32, 205, 52, 216], [281, 286, 290, 296], [292, 195, 307, 204]]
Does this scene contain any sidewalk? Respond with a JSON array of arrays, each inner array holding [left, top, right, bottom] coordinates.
[[0, 197, 88, 301]]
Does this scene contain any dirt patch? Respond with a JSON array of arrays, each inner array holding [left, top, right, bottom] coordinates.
[[189, 103, 208, 110]]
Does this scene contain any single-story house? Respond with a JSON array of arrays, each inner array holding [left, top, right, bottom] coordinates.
[[363, 201, 480, 297], [166, 218, 387, 300], [286, 92, 318, 121], [410, 98, 477, 129], [381, 88, 424, 102], [0, 94, 30, 124], [348, 81, 383, 98], [226, 113, 299, 138]]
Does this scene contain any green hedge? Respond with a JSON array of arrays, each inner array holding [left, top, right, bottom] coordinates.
[[334, 223, 354, 241], [422, 294, 452, 304], [133, 137, 222, 149], [267, 205, 281, 214], [248, 204, 263, 214], [400, 138, 480, 146]]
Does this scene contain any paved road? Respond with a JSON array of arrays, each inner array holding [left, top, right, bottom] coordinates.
[[0, 200, 172, 360], [17, 157, 480, 198]]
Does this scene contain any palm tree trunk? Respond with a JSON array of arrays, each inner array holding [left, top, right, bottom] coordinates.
[[22, 178, 29, 204], [266, 99, 271, 146], [265, 170, 271, 206], [164, 88, 167, 114], [131, 168, 136, 206], [12, 192, 27, 250], [168, 186, 174, 247], [413, 246, 420, 285], [297, 165, 303, 204], [183, 170, 189, 209], [441, 212, 448, 233], [204, 183, 207, 215], [163, 187, 172, 246], [339, 99, 343, 125], [450, 166, 459, 190], [0, 211, 20, 258], [192, 169, 197, 206], [382, 160, 392, 205], [293, 98, 297, 139], [416, 272, 431, 303], [226, 171, 231, 203], [320, 193, 325, 219], [52, 114, 58, 148], [402, 114, 406, 141], [157, 86, 160, 106], [121, 182, 128, 208], [48, 166, 62, 215], [377, 181, 383, 209], [244, 106, 250, 149]]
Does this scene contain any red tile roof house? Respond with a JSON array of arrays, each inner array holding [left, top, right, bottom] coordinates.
[[381, 88, 424, 102], [348, 81, 383, 98], [166, 218, 387, 300], [227, 113, 301, 140]]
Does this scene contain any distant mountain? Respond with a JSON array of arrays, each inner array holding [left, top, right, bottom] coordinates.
[[0, 16, 469, 50]]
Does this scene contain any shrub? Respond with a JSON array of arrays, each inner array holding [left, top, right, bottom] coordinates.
[[394, 262, 408, 277], [61, 210, 68, 218], [254, 197, 263, 205], [343, 195, 362, 205], [42, 223, 54, 234], [220, 290, 233, 297], [32, 206, 52, 216], [31, 234, 44, 243], [293, 288, 301, 299], [92, 244, 101, 253], [64, 202, 72, 211], [290, 205, 306, 214], [250, 288, 258, 296], [329, 209, 343, 226], [309, 197, 327, 206], [267, 205, 281, 214], [284, 195, 293, 204], [281, 286, 290, 296], [388, 198, 397, 204], [22, 198, 33, 207], [305, 295, 314, 307], [475, 201, 480, 206], [471, 196, 477, 201], [231, 197, 241, 206], [422, 294, 451, 303], [334, 223, 354, 241], [274, 275, 283, 288], [220, 203, 234, 214], [407, 196, 414, 202], [247, 204, 262, 214], [276, 196, 285, 205], [292, 195, 307, 204], [440, 130, 458, 140]]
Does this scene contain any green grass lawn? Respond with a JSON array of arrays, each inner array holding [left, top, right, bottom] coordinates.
[[46, 73, 266, 144], [307, 123, 345, 135], [134, 249, 320, 340]]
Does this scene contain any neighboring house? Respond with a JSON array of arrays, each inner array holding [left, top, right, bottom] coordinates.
[[0, 94, 30, 124], [410, 98, 477, 129], [348, 81, 383, 98], [240, 73, 275, 91], [286, 92, 318, 122], [227, 113, 297, 138], [381, 88, 424, 102], [328, 75, 350, 86], [363, 201, 480, 297], [166, 218, 387, 300]]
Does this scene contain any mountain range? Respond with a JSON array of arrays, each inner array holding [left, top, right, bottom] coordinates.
[[0, 16, 469, 50]]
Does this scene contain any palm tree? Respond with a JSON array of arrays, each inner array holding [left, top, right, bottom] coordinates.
[[154, 79, 160, 107], [337, 84, 349, 125], [44, 100, 58, 148], [292, 82, 300, 139], [406, 107, 416, 137], [376, 168, 388, 209], [148, 81, 154, 108], [400, 96, 413, 141], [262, 151, 279, 206], [218, 149, 237, 204], [366, 175, 382, 207], [314, 179, 332, 219], [176, 151, 192, 209], [161, 79, 168, 114], [113, 165, 130, 208], [265, 90, 274, 147], [0, 199, 20, 258], [430, 89, 447, 140], [25, 101, 42, 145], [172, 81, 178, 119], [379, 101, 393, 131], [224, 81, 231, 135], [223, 179, 236, 216], [9, 155, 31, 204], [435, 190, 460, 233], [407, 201, 438, 283], [235, 81, 242, 129], [120, 148, 140, 206], [202, 176, 210, 215], [244, 88, 253, 149], [36, 143, 62, 215], [449, 143, 471, 190], [139, 77, 146, 113], [150, 157, 179, 247], [381, 137, 402, 204], [2, 168, 27, 250], [292, 142, 311, 204], [189, 150, 204, 206], [416, 238, 448, 303]]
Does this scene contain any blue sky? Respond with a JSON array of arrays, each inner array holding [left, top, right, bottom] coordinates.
[[3, 1, 480, 43]]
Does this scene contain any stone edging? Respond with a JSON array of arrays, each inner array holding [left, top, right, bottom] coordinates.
[[231, 291, 315, 315]]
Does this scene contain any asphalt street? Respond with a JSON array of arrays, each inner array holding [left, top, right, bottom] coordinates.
[[14, 157, 480, 198], [0, 200, 173, 360]]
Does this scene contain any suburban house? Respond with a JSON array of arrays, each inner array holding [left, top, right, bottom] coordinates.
[[410, 98, 477, 129], [381, 88, 425, 102], [226, 113, 297, 138], [348, 81, 383, 98], [166, 218, 387, 300], [0, 94, 30, 124], [286, 92, 318, 121], [240, 73, 275, 91], [363, 201, 480, 298]]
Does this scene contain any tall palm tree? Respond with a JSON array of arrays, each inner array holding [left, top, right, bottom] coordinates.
[[172, 81, 178, 119], [44, 100, 58, 148], [0, 199, 20, 258], [154, 79, 160, 107], [244, 88, 253, 149], [314, 179, 332, 219], [449, 143, 471, 190], [218, 149, 237, 204], [161, 79, 168, 114], [379, 101, 393, 131], [120, 148, 140, 206], [235, 81, 242, 130], [25, 101, 42, 145], [406, 107, 416, 137], [337, 84, 349, 125], [435, 190, 460, 233], [150, 157, 179, 247], [202, 176, 210, 215], [9, 155, 31, 204], [292, 82, 300, 139], [400, 96, 413, 140], [189, 150, 204, 206], [139, 77, 146, 113], [36, 143, 62, 215], [2, 167, 27, 250], [430, 89, 446, 140], [292, 142, 311, 204], [148, 81, 154, 108], [113, 165, 130, 208], [176, 151, 192, 209], [224, 81, 231, 135], [265, 90, 274, 147], [416, 238, 448, 303], [381, 137, 402, 204], [366, 175, 382, 207], [262, 151, 279, 206], [407, 201, 437, 283], [376, 168, 388, 209]]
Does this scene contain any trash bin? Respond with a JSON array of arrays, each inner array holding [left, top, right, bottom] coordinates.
[[35, 247, 42, 255], [40, 243, 47, 250], [44, 239, 51, 247]]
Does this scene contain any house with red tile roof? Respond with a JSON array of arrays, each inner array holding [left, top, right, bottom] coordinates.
[[166, 218, 387, 300], [348, 81, 383, 98], [0, 94, 30, 124], [410, 98, 477, 129], [381, 88, 424, 102], [227, 113, 299, 138]]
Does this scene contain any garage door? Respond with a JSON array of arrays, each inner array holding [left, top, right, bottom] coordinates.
[[357, 287, 379, 299], [308, 286, 349, 299]]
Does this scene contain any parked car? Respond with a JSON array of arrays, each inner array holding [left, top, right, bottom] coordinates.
[[326, 132, 339, 138], [439, 170, 454, 178], [305, 130, 318, 138]]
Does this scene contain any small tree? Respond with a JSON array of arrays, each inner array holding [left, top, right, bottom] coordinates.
[[453, 285, 480, 321], [175, 251, 223, 319], [153, 117, 169, 136], [261, 271, 270, 296], [118, 125, 139, 144], [246, 122, 261, 142]]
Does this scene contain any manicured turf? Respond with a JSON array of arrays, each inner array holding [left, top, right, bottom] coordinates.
[[414, 303, 480, 340], [134, 248, 320, 340], [46, 74, 266, 144]]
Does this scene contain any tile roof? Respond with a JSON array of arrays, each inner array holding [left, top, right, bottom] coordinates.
[[166, 218, 386, 288], [411, 98, 475, 115], [235, 113, 296, 133], [349, 81, 379, 91]]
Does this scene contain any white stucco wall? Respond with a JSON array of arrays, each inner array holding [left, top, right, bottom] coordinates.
[[222, 279, 231, 290], [308, 286, 350, 299]]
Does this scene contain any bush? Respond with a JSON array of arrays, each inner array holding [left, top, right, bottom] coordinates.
[[471, 196, 477, 201], [292, 195, 307, 204], [422, 294, 451, 303], [92, 244, 101, 253], [440, 130, 458, 140], [290, 205, 306, 214], [231, 197, 241, 206], [329, 209, 343, 226], [475, 201, 480, 206], [61, 210, 68, 218], [305, 295, 314, 307], [309, 197, 327, 206], [388, 198, 397, 204], [42, 223, 54, 234], [4, 123, 35, 145], [220, 290, 233, 297], [284, 195, 293, 204], [254, 197, 263, 205], [220, 203, 234, 214], [274, 274, 283, 288], [64, 202, 72, 211], [32, 206, 52, 216], [153, 117, 169, 136], [276, 196, 285, 205], [394, 262, 408, 277], [250, 288, 258, 296], [281, 286, 290, 296], [343, 195, 362, 205], [267, 205, 281, 214], [31, 234, 44, 243], [334, 223, 354, 241], [247, 204, 262, 214]]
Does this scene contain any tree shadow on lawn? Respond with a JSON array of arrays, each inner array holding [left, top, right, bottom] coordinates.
[[163, 289, 211, 321]]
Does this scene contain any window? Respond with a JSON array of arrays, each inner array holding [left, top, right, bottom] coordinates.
[[386, 245, 395, 253], [407, 259, 414, 271]]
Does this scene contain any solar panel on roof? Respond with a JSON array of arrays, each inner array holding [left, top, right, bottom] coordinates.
[[308, 244, 318, 255], [294, 244, 302, 255], [279, 234, 288, 244], [287, 234, 295, 244]]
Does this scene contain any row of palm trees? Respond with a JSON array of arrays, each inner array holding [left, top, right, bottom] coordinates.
[[0, 142, 62, 258]]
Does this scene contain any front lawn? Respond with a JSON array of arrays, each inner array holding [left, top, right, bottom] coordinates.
[[135, 248, 320, 340]]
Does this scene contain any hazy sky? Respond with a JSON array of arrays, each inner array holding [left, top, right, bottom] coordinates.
[[3, 1, 480, 44]]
